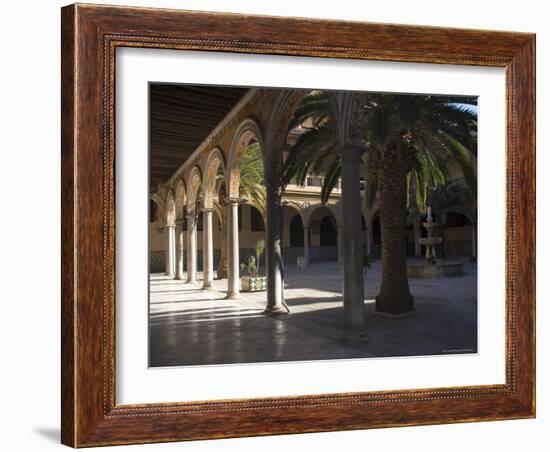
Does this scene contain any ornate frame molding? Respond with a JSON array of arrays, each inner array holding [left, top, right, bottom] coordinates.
[[61, 4, 535, 447]]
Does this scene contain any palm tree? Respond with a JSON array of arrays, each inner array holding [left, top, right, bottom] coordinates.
[[214, 142, 266, 278], [283, 91, 477, 314]]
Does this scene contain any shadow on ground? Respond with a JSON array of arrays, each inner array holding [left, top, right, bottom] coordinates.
[[149, 260, 477, 367]]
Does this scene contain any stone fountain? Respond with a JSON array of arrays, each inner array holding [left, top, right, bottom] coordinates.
[[407, 207, 464, 278]]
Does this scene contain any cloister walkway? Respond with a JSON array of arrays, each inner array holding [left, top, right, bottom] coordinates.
[[149, 260, 477, 367]]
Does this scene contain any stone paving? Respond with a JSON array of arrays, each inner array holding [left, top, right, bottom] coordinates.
[[149, 259, 477, 367]]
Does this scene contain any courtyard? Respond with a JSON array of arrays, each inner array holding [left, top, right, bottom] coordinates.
[[149, 259, 477, 367], [148, 85, 478, 367]]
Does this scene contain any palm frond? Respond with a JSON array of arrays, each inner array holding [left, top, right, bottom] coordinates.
[[440, 133, 477, 196], [320, 160, 342, 204]]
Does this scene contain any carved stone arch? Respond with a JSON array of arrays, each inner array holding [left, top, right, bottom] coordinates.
[[304, 202, 342, 228], [174, 179, 187, 221], [264, 90, 308, 148], [165, 190, 176, 227], [325, 91, 369, 148], [212, 202, 224, 224], [226, 118, 264, 200], [150, 194, 165, 230], [202, 147, 226, 209], [150, 193, 165, 209], [186, 166, 202, 214], [281, 200, 305, 224]]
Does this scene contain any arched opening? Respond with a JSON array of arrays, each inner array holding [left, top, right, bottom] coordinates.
[[201, 148, 225, 210], [185, 168, 202, 283], [175, 179, 187, 222], [308, 205, 340, 262], [148, 196, 166, 273], [444, 211, 472, 257], [225, 120, 266, 297], [320, 216, 338, 246], [289, 214, 304, 247], [186, 168, 202, 216], [227, 120, 265, 202], [165, 191, 176, 227], [250, 205, 265, 231], [281, 204, 304, 264]]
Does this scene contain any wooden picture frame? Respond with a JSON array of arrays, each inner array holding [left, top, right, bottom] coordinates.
[[61, 3, 535, 447]]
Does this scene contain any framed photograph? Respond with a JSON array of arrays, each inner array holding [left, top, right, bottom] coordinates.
[[61, 3, 535, 447]]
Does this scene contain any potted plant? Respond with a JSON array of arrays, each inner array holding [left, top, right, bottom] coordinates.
[[240, 240, 267, 292]]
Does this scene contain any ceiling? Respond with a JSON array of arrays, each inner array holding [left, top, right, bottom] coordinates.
[[149, 84, 249, 187]]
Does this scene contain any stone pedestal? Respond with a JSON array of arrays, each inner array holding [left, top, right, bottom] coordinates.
[[407, 260, 464, 278]]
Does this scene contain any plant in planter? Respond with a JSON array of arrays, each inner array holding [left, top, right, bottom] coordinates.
[[240, 240, 267, 292]]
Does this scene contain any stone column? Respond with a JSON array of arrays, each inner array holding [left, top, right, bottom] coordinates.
[[338, 145, 366, 339], [265, 184, 286, 315], [202, 208, 214, 289], [226, 199, 240, 298], [471, 223, 477, 261], [165, 225, 176, 278], [175, 220, 185, 279], [413, 217, 421, 257], [164, 226, 170, 275], [337, 225, 343, 264], [303, 225, 310, 266], [186, 212, 197, 283]]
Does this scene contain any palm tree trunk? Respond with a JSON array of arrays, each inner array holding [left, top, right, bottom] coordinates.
[[375, 142, 415, 314]]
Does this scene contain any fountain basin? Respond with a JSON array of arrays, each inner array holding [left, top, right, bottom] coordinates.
[[407, 260, 464, 278], [418, 237, 442, 246]]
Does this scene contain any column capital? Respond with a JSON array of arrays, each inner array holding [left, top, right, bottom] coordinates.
[[175, 219, 185, 226], [165, 223, 176, 229], [185, 212, 196, 220], [224, 197, 240, 206], [200, 207, 215, 214]]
